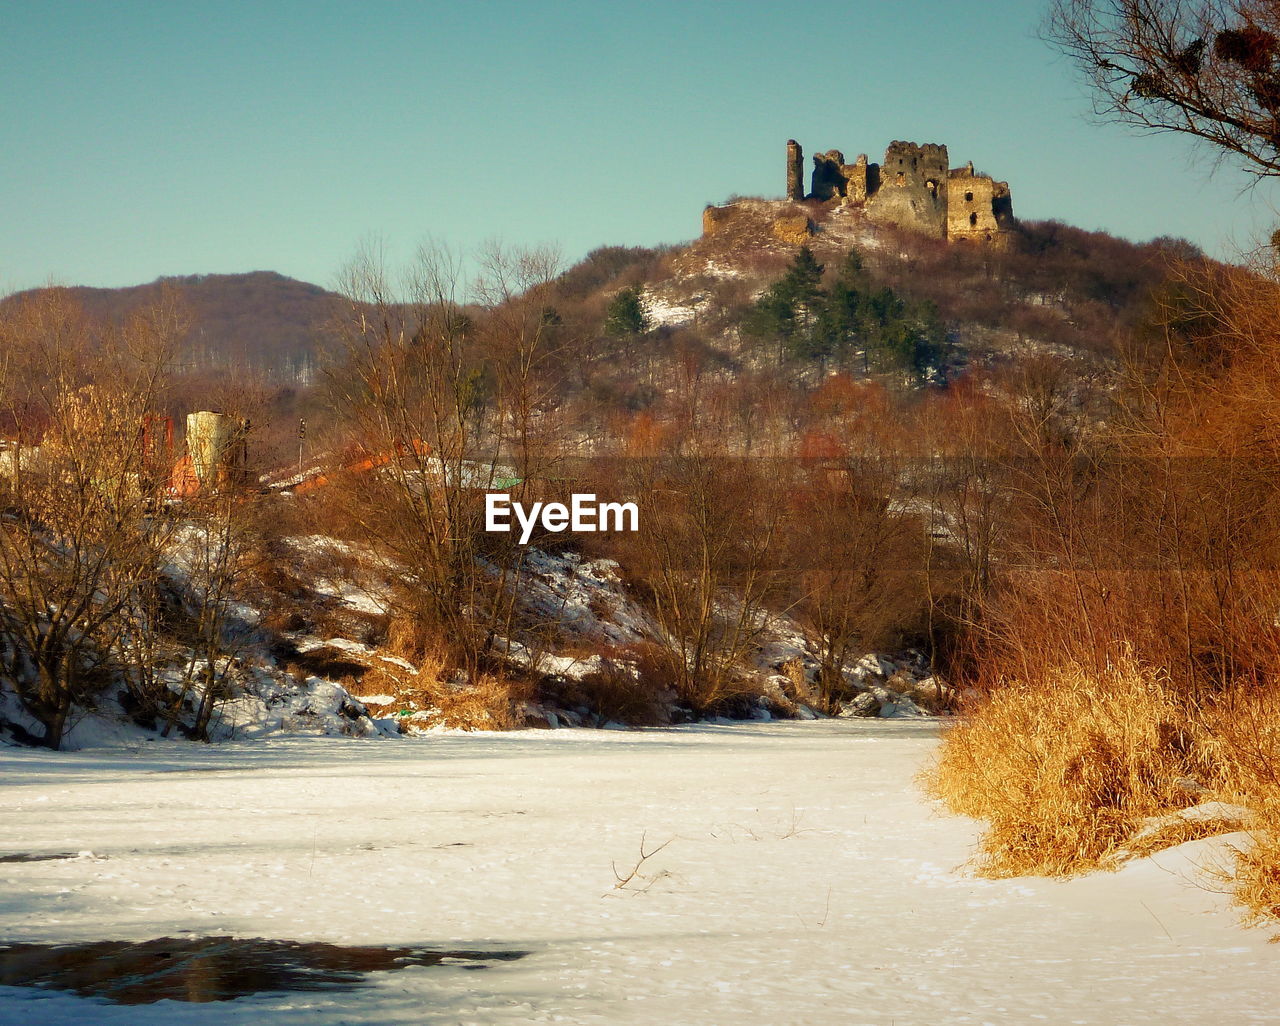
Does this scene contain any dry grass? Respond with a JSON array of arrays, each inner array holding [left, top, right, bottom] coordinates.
[[335, 632, 535, 732], [1232, 826, 1280, 926], [925, 658, 1224, 876], [355, 659, 533, 732], [1210, 687, 1280, 925], [564, 643, 674, 726], [929, 652, 1280, 925], [411, 671, 534, 731], [1124, 816, 1247, 860], [385, 614, 457, 666]]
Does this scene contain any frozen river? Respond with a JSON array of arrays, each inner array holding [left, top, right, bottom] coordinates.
[[1, 720, 1276, 1024]]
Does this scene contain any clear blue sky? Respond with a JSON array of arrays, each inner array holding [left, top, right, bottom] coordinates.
[[3, 0, 1276, 294]]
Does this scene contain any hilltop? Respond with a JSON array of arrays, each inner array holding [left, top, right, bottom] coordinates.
[[547, 137, 1204, 390]]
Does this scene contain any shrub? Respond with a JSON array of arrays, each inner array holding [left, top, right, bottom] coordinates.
[[1210, 687, 1280, 923], [572, 647, 670, 726], [359, 649, 533, 732], [417, 671, 534, 731], [555, 246, 667, 301]]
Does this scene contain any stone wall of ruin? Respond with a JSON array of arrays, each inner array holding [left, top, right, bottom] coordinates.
[[863, 142, 949, 238], [702, 204, 734, 236], [785, 138, 1015, 245], [946, 176, 996, 239], [881, 141, 949, 194], [844, 153, 874, 203], [811, 150, 849, 202]]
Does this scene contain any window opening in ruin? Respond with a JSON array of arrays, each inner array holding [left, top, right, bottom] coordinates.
[[965, 191, 973, 203], [969, 212, 978, 226]]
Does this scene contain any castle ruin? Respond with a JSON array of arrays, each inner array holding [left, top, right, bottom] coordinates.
[[788, 139, 1014, 244]]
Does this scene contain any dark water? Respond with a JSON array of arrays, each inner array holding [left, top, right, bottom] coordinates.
[[0, 936, 530, 1004], [0, 852, 78, 863]]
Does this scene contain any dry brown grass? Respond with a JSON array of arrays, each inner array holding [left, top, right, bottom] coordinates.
[[1232, 826, 1280, 927], [385, 614, 451, 666], [930, 649, 1280, 924], [332, 631, 535, 732], [926, 658, 1225, 876], [355, 659, 533, 732], [1124, 815, 1247, 860], [1209, 686, 1280, 924], [411, 671, 534, 731]]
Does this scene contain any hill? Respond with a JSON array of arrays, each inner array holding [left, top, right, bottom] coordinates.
[[3, 271, 344, 385], [585, 197, 1205, 378], [2, 201, 1210, 399]]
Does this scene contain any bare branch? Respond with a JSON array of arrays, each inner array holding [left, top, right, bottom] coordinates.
[[1045, 0, 1280, 177]]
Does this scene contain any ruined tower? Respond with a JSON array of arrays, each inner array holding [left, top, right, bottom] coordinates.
[[810, 150, 848, 202], [786, 139, 804, 202]]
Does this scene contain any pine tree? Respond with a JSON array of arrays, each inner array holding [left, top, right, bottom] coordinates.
[[742, 247, 825, 362], [604, 286, 649, 338], [739, 244, 945, 380]]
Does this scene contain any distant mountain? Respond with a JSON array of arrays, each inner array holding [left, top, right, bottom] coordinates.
[[6, 272, 344, 385]]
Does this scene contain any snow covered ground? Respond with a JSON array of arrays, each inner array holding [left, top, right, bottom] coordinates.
[[1, 721, 1276, 1025]]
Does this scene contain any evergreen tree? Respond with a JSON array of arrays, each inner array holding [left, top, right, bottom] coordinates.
[[742, 246, 825, 361], [604, 286, 649, 338], [836, 247, 866, 287], [779, 246, 824, 310], [739, 244, 945, 381], [811, 251, 867, 363], [876, 300, 946, 381]]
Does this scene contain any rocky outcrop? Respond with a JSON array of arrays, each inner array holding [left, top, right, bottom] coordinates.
[[770, 213, 814, 245]]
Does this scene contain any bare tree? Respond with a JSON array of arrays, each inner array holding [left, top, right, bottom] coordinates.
[[0, 289, 183, 748], [1046, 0, 1280, 177], [472, 240, 569, 488], [328, 243, 564, 674], [618, 450, 786, 715], [160, 488, 266, 741], [791, 456, 925, 713]]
